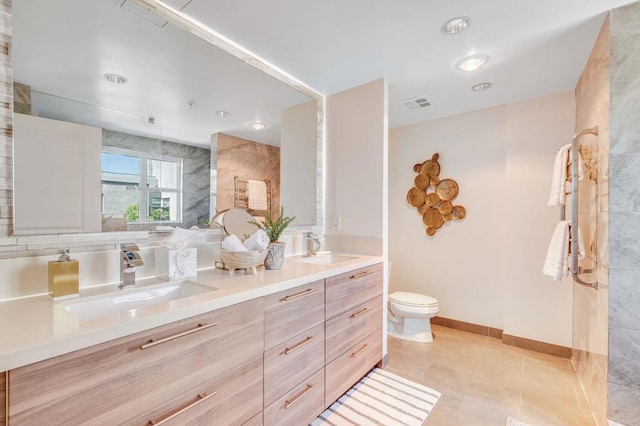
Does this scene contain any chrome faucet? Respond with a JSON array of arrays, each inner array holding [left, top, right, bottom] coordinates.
[[304, 232, 322, 257], [120, 244, 144, 289]]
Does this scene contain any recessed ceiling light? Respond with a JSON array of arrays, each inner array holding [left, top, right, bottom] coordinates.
[[104, 73, 128, 84], [455, 54, 489, 72], [441, 17, 470, 35], [471, 82, 493, 92], [249, 121, 267, 130], [217, 110, 230, 117]]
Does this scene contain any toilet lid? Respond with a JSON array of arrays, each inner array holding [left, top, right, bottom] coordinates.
[[389, 291, 438, 307]]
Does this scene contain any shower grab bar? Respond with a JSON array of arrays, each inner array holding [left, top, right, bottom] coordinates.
[[570, 126, 599, 290]]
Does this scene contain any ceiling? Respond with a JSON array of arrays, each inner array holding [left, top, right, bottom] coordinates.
[[13, 0, 636, 148], [13, 0, 311, 148], [182, 0, 635, 128]]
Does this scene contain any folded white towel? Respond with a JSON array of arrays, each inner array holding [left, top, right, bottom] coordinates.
[[248, 180, 268, 210], [221, 234, 248, 252], [243, 229, 270, 251], [548, 144, 584, 206], [543, 220, 585, 280]]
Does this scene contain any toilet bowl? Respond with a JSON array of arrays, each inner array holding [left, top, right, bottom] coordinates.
[[388, 291, 439, 343]]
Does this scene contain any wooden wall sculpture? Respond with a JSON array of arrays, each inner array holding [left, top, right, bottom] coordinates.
[[406, 153, 466, 236]]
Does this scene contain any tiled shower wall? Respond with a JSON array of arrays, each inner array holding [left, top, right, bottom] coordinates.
[[607, 3, 640, 424], [573, 16, 610, 425]]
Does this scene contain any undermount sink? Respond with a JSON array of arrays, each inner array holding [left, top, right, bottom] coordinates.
[[294, 254, 358, 265], [61, 281, 217, 320]]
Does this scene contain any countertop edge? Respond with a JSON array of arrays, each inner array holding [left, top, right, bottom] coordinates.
[[0, 256, 383, 371]]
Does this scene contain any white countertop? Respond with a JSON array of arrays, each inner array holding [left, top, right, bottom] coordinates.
[[0, 254, 382, 371]]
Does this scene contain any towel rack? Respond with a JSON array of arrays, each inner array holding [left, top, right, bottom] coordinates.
[[233, 176, 273, 217], [570, 126, 599, 289]]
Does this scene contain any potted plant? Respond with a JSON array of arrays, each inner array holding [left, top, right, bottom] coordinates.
[[249, 207, 295, 270]]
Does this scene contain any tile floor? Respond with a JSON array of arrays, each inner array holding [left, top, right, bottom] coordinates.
[[386, 325, 597, 426]]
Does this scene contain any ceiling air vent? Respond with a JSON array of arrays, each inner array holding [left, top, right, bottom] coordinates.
[[401, 97, 431, 110]]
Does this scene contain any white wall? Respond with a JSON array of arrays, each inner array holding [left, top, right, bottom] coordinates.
[[326, 79, 386, 246], [389, 91, 575, 346], [281, 100, 318, 225]]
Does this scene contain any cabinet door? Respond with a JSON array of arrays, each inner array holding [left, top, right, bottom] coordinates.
[[0, 371, 5, 426], [8, 298, 264, 425], [325, 329, 383, 406], [264, 323, 324, 406], [13, 113, 102, 234], [325, 263, 383, 319], [264, 280, 324, 349], [325, 295, 383, 363], [130, 356, 263, 426]]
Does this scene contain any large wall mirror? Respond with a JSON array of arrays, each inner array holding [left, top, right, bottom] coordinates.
[[12, 0, 320, 235]]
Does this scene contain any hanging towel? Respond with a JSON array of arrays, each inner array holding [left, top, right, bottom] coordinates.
[[548, 144, 584, 206], [543, 220, 585, 280], [247, 180, 268, 210]]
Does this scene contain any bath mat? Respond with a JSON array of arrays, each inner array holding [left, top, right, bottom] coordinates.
[[506, 416, 532, 426], [310, 368, 441, 426]]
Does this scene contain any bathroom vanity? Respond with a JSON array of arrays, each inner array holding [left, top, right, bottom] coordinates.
[[0, 256, 383, 425]]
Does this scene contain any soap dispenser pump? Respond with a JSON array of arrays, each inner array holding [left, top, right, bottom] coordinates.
[[48, 249, 79, 300]]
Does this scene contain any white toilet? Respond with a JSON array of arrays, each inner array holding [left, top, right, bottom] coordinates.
[[388, 291, 439, 343]]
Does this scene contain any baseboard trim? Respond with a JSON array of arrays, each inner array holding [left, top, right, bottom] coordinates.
[[431, 316, 503, 339], [432, 316, 571, 359], [502, 334, 572, 359]]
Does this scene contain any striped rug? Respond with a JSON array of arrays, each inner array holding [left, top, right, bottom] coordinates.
[[311, 368, 441, 426]]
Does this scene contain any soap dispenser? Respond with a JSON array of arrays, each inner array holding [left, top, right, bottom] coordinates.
[[48, 249, 79, 300]]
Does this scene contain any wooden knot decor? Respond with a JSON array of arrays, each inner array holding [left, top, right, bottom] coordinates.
[[406, 153, 466, 236]]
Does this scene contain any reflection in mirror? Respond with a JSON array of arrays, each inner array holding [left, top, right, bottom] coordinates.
[[12, 0, 317, 235]]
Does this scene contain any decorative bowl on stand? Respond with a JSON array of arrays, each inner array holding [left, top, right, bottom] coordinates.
[[220, 249, 268, 275]]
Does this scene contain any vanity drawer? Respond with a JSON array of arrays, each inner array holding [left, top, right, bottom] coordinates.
[[264, 368, 325, 426], [325, 295, 383, 363], [264, 280, 324, 349], [325, 263, 383, 319], [325, 329, 383, 406], [8, 298, 264, 426], [129, 356, 263, 426], [264, 323, 325, 406]]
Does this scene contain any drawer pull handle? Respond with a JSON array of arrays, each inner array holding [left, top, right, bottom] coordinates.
[[284, 383, 317, 409], [350, 307, 371, 319], [283, 288, 319, 301], [148, 391, 216, 425], [140, 322, 218, 350], [284, 335, 316, 355], [351, 343, 369, 358], [349, 271, 372, 279]]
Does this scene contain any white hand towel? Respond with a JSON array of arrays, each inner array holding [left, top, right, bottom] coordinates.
[[547, 144, 584, 206], [543, 220, 585, 280], [221, 234, 248, 252], [247, 180, 268, 210], [243, 229, 270, 251]]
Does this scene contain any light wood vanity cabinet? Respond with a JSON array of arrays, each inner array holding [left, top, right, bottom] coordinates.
[[264, 279, 324, 349], [8, 298, 264, 426], [128, 356, 263, 426], [325, 263, 384, 319], [264, 368, 325, 426], [324, 263, 383, 406], [1, 371, 6, 426], [5, 262, 384, 425], [264, 323, 325, 406]]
